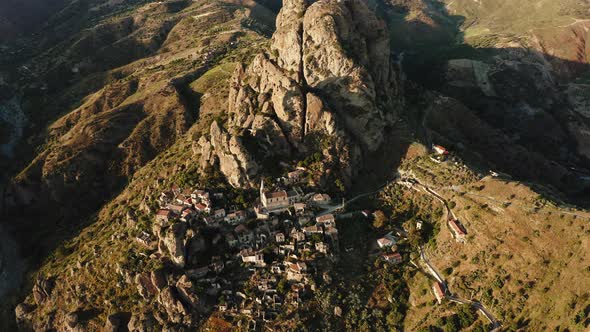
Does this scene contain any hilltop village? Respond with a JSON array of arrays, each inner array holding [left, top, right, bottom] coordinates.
[[132, 164, 413, 329], [122, 145, 477, 330], [13, 143, 514, 332]]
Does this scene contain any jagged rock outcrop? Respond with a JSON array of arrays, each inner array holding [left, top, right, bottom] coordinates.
[[15, 303, 36, 330], [271, 0, 307, 81], [32, 277, 54, 305], [151, 269, 168, 292], [197, 121, 260, 188], [135, 273, 159, 299], [63, 311, 82, 332], [104, 313, 124, 332], [175, 275, 200, 309], [304, 93, 361, 180], [128, 312, 158, 332], [157, 287, 188, 324], [196, 0, 402, 187], [159, 222, 188, 268], [301, 0, 400, 149]]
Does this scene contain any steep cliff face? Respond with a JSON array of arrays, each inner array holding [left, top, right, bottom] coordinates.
[[198, 0, 402, 188], [442, 43, 590, 166]]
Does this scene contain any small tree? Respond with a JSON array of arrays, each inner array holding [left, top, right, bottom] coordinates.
[[373, 210, 387, 229], [456, 305, 476, 329], [443, 314, 460, 332], [277, 278, 288, 294], [386, 308, 404, 329], [335, 178, 345, 192]]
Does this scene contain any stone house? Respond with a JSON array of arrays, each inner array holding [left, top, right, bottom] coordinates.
[[279, 244, 295, 256], [195, 203, 210, 213], [155, 209, 174, 224], [235, 224, 254, 245], [377, 232, 397, 248], [225, 233, 239, 248], [433, 145, 449, 155], [240, 249, 265, 267], [312, 193, 331, 205], [225, 210, 247, 224], [316, 214, 336, 228], [261, 190, 289, 211], [448, 219, 466, 242], [213, 209, 226, 220], [182, 197, 194, 207], [324, 227, 338, 243], [382, 252, 402, 264], [293, 203, 306, 214], [286, 262, 307, 281], [315, 242, 328, 254], [290, 229, 305, 242], [181, 209, 196, 223], [192, 189, 209, 200], [303, 225, 323, 235], [432, 282, 445, 304], [167, 204, 185, 216]]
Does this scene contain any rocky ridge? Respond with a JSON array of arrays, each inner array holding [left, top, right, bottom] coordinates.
[[197, 0, 403, 188]]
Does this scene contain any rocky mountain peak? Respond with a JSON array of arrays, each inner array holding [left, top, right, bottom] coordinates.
[[198, 0, 403, 188]]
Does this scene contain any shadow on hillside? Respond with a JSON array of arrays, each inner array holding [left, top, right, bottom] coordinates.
[[379, 0, 590, 205]]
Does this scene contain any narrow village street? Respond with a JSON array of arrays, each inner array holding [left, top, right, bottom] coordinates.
[[317, 178, 397, 217]]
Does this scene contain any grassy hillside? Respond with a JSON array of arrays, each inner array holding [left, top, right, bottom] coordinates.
[[6, 0, 272, 244], [399, 153, 590, 331], [18, 137, 590, 330], [1, 26, 241, 326], [443, 0, 588, 37], [1, 0, 275, 329]]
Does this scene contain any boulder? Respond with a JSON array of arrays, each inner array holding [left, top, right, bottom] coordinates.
[[135, 273, 158, 299], [63, 311, 81, 332], [175, 275, 199, 309], [127, 312, 158, 332], [103, 314, 122, 332], [15, 302, 36, 330], [157, 287, 186, 324], [32, 277, 54, 305], [150, 269, 167, 292]]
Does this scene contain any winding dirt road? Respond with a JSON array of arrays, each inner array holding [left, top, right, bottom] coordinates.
[[410, 177, 502, 330], [319, 170, 502, 329]]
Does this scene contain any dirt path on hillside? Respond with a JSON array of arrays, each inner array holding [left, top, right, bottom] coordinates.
[[406, 176, 502, 330]]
